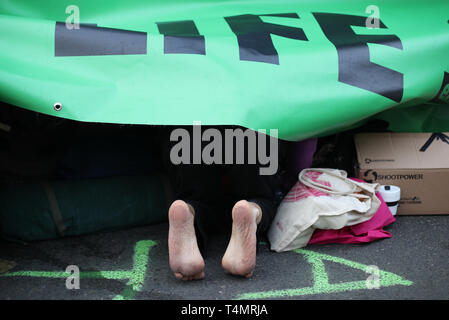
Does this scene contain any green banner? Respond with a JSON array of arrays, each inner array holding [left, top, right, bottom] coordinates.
[[0, 0, 448, 140]]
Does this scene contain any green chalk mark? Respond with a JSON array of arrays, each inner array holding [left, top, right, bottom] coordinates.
[[113, 239, 156, 300], [1, 239, 413, 300], [3, 270, 133, 279], [113, 284, 136, 300], [236, 248, 413, 300], [1, 240, 156, 300]]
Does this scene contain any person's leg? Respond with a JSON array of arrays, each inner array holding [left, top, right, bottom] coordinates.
[[221, 196, 278, 277], [221, 149, 281, 277], [159, 126, 224, 280]]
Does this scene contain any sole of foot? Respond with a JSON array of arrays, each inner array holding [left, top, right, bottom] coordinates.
[[222, 200, 261, 278], [168, 200, 205, 281]]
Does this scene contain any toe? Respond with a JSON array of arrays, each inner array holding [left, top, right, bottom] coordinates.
[[174, 272, 183, 279]]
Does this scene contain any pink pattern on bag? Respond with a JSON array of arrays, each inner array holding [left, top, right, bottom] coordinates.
[[307, 178, 396, 245], [283, 171, 331, 202], [305, 171, 332, 188]]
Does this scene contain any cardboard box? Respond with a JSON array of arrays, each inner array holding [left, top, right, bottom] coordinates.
[[354, 132, 449, 215]]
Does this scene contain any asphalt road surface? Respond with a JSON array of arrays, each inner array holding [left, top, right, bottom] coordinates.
[[0, 215, 448, 300]]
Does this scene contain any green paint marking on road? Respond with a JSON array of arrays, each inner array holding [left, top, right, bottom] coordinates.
[[113, 239, 156, 300], [1, 239, 413, 300], [236, 248, 413, 300], [113, 284, 135, 300], [1, 240, 156, 300], [4, 270, 133, 279]]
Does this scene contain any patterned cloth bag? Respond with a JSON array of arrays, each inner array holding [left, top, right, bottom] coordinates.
[[268, 168, 381, 252]]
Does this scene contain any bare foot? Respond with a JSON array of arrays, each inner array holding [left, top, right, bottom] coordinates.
[[168, 200, 205, 281], [222, 200, 262, 278]]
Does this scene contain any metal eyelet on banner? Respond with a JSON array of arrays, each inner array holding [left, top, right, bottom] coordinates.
[[53, 102, 62, 111]]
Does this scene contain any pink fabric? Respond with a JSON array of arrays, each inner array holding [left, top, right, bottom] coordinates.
[[283, 171, 331, 203], [308, 178, 396, 245]]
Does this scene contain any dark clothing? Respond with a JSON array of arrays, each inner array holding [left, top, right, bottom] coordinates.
[[159, 126, 283, 256]]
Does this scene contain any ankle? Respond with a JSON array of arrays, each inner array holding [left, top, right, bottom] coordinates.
[[249, 202, 262, 225], [186, 203, 195, 216], [233, 200, 262, 225]]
